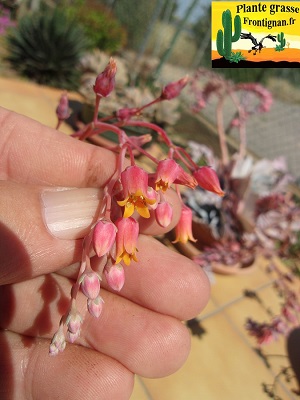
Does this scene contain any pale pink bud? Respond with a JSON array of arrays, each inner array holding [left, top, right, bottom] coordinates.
[[56, 92, 70, 121], [105, 264, 125, 291], [93, 219, 117, 257], [66, 312, 82, 341], [93, 58, 117, 97], [193, 166, 225, 196], [80, 271, 101, 300], [146, 186, 159, 210], [155, 201, 173, 227], [115, 217, 139, 265], [66, 330, 81, 344], [173, 205, 196, 244], [87, 296, 104, 318], [161, 76, 189, 100], [49, 326, 66, 356]]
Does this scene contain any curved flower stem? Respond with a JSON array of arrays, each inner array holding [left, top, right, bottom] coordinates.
[[216, 96, 229, 166], [93, 95, 101, 123], [229, 90, 247, 160], [173, 146, 198, 171], [136, 97, 162, 113], [120, 120, 172, 147]]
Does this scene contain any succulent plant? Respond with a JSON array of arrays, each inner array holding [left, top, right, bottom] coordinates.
[[5, 7, 89, 89]]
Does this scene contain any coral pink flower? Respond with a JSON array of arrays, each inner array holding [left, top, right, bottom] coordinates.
[[93, 58, 117, 98], [155, 201, 173, 228], [80, 271, 101, 300], [193, 166, 225, 196], [175, 166, 197, 189], [92, 219, 117, 257], [117, 166, 156, 218], [115, 217, 139, 265], [173, 205, 196, 243], [161, 76, 189, 100], [155, 159, 180, 192], [105, 264, 125, 291]]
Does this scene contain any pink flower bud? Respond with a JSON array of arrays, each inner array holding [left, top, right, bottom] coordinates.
[[87, 296, 104, 318], [161, 76, 189, 100], [67, 312, 82, 335], [105, 264, 125, 291], [67, 330, 81, 344], [93, 219, 117, 258], [116, 107, 139, 122], [173, 205, 196, 244], [80, 272, 101, 300], [49, 326, 66, 356], [193, 166, 225, 197], [93, 58, 117, 97], [155, 201, 173, 227], [56, 92, 70, 121]]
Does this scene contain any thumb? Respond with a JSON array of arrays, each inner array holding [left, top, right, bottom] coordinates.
[[0, 181, 101, 285]]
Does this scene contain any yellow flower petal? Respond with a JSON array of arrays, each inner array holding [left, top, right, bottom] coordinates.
[[123, 252, 131, 266], [136, 205, 150, 218], [123, 203, 135, 218]]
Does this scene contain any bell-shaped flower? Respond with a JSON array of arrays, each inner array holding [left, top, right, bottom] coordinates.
[[160, 76, 189, 100], [155, 201, 173, 228], [105, 264, 125, 292], [193, 166, 225, 196], [80, 271, 101, 300], [155, 159, 180, 192], [115, 217, 139, 265], [173, 205, 196, 244], [93, 58, 117, 98], [117, 165, 156, 218], [92, 219, 117, 258], [87, 296, 104, 318], [175, 166, 197, 189]]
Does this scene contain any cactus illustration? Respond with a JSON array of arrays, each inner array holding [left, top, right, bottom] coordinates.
[[276, 32, 286, 50], [216, 9, 242, 60]]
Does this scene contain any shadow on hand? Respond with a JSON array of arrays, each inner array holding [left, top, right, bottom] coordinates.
[[0, 223, 70, 398], [21, 274, 69, 347]]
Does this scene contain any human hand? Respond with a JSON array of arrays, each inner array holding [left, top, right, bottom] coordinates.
[[0, 107, 210, 400]]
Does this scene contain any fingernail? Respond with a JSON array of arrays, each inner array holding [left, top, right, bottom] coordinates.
[[41, 188, 102, 239]]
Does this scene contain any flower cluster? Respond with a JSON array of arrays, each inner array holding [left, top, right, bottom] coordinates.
[[50, 59, 224, 355]]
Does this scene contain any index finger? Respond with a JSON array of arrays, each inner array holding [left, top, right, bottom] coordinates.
[[0, 107, 117, 187]]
